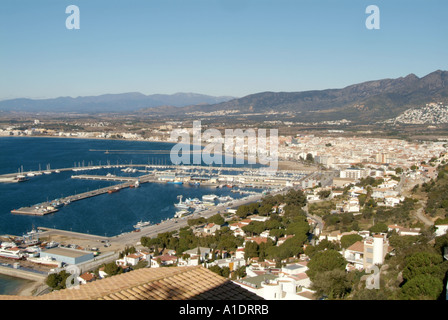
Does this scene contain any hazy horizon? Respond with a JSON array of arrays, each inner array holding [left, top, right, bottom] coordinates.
[[1, 0, 447, 100]]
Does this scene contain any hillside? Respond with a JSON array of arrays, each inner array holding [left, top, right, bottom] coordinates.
[[2, 70, 448, 123], [0, 92, 236, 113], [166, 70, 448, 124]]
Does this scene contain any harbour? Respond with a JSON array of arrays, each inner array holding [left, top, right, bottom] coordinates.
[[0, 136, 315, 294], [4, 162, 312, 217], [0, 137, 315, 237]]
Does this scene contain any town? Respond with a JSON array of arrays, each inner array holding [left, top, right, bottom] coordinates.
[[0, 127, 447, 300]]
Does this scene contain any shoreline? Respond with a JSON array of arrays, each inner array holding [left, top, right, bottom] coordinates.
[[16, 280, 44, 297], [0, 273, 43, 297]]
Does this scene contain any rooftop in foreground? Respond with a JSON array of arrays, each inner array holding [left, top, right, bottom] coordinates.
[[0, 266, 263, 300]]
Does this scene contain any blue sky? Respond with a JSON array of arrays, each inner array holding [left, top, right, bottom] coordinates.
[[1, 0, 447, 100]]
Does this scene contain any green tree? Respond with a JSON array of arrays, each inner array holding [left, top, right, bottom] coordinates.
[[244, 241, 259, 260], [284, 189, 307, 208], [45, 270, 70, 290], [306, 153, 314, 163], [311, 269, 352, 299], [104, 262, 123, 276], [306, 250, 347, 281], [207, 213, 225, 226], [318, 190, 331, 199], [285, 219, 310, 236], [369, 223, 388, 234], [402, 251, 445, 282], [340, 234, 363, 249], [401, 274, 444, 300]]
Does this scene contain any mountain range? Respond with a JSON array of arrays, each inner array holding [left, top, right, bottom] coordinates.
[[171, 70, 448, 123], [0, 92, 236, 113], [1, 70, 448, 124]]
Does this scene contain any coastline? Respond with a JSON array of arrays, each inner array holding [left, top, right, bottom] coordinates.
[[0, 273, 42, 297], [16, 280, 44, 296]]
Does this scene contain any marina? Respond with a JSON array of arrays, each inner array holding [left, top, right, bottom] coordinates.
[[0, 137, 315, 238], [6, 163, 312, 217], [0, 137, 317, 296]]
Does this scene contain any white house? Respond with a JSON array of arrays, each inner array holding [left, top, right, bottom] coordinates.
[[150, 254, 178, 268], [388, 224, 421, 236], [182, 247, 213, 262], [247, 215, 270, 222], [203, 223, 221, 235], [235, 247, 245, 260], [343, 197, 360, 213], [235, 274, 315, 300], [208, 258, 245, 272], [384, 196, 404, 207], [435, 224, 448, 237], [344, 241, 365, 270], [77, 272, 95, 285]]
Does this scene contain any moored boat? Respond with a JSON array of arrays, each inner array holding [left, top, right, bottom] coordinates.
[[0, 247, 23, 260], [202, 194, 217, 201], [134, 220, 151, 229], [27, 256, 62, 267], [174, 210, 190, 218], [108, 187, 120, 194], [174, 195, 189, 209]]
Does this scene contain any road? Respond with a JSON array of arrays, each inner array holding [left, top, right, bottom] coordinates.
[[108, 193, 265, 247], [414, 199, 433, 226]]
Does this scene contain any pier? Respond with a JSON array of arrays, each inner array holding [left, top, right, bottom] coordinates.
[[71, 175, 139, 182], [5, 162, 317, 216]]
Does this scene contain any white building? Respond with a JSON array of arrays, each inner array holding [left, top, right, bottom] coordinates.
[[435, 224, 448, 237]]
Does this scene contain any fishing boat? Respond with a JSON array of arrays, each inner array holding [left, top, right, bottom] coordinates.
[[108, 186, 120, 194]]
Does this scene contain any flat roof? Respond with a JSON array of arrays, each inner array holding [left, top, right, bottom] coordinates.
[[42, 247, 93, 258], [237, 274, 277, 288], [283, 264, 306, 271]]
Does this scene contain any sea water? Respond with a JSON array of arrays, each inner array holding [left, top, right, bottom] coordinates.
[[0, 136, 255, 237]]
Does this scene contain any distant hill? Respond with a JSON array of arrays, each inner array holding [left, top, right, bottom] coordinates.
[[0, 92, 236, 113], [383, 102, 448, 125], [3, 70, 448, 123], [158, 70, 448, 124]]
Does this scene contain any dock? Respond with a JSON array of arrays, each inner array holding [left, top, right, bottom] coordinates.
[[6, 162, 317, 216], [71, 175, 138, 182], [10, 173, 157, 216]]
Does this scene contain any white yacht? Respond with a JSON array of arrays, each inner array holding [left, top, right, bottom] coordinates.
[[202, 194, 218, 201], [174, 195, 189, 209], [0, 247, 23, 260], [134, 221, 151, 229], [174, 210, 190, 218]]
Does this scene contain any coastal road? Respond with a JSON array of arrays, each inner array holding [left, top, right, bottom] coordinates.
[[109, 193, 265, 247]]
